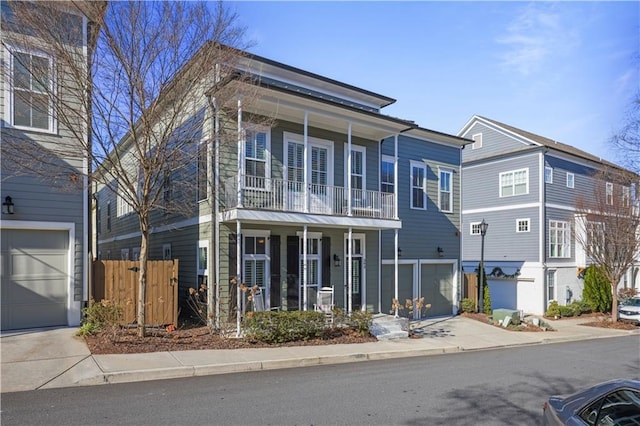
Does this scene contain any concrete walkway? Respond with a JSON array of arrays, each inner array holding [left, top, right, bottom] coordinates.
[[2, 316, 638, 393]]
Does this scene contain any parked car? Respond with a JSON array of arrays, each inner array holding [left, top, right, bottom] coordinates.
[[542, 379, 640, 425], [619, 297, 640, 324]]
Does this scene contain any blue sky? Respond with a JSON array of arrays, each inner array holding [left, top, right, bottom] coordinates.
[[228, 1, 638, 165]]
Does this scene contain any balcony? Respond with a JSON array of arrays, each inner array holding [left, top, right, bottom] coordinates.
[[222, 175, 396, 220]]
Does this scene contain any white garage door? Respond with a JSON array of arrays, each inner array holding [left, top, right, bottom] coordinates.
[[421, 263, 454, 317], [1, 229, 69, 330]]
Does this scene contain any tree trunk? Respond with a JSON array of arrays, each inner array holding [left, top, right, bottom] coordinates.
[[611, 288, 619, 322], [137, 216, 150, 337]]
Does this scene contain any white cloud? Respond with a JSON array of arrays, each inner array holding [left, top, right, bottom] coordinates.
[[496, 3, 580, 76]]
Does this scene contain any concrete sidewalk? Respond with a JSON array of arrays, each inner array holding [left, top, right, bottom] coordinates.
[[2, 316, 638, 393]]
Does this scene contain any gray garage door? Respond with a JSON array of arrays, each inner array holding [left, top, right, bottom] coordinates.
[[1, 229, 69, 330], [421, 263, 454, 317], [382, 264, 414, 318]]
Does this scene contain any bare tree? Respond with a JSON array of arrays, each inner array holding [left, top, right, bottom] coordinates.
[[612, 93, 640, 175], [575, 168, 640, 321], [2, 1, 264, 336]]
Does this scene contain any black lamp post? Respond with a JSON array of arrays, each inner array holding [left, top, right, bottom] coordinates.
[[478, 219, 489, 313]]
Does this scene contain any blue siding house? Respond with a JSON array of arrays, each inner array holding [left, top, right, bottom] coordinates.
[[458, 115, 639, 315]]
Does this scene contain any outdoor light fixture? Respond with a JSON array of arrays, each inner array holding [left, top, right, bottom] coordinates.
[[2, 196, 14, 215], [397, 247, 402, 257], [479, 219, 489, 312], [333, 254, 341, 267], [437, 246, 444, 257]]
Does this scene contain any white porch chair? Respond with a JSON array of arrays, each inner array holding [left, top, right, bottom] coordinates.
[[314, 286, 334, 324], [252, 289, 280, 312]]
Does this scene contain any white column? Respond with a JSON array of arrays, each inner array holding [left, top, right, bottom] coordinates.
[[347, 122, 353, 216], [394, 228, 399, 318], [394, 134, 399, 219], [304, 112, 309, 213], [303, 225, 308, 310], [348, 227, 353, 316], [236, 220, 242, 337], [237, 97, 243, 208]]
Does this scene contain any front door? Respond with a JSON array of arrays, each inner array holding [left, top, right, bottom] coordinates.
[[344, 234, 365, 312], [243, 233, 270, 308], [298, 234, 322, 310]]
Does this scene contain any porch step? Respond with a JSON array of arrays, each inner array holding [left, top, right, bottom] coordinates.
[[370, 314, 409, 340]]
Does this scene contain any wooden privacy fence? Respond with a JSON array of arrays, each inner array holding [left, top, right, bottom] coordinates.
[[463, 273, 478, 310], [92, 260, 179, 327]]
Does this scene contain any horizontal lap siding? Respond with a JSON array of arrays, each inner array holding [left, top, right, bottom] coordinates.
[[381, 135, 461, 260], [463, 207, 539, 262], [461, 122, 532, 162], [544, 154, 599, 207]]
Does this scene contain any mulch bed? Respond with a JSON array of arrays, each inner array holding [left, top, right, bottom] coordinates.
[[83, 325, 377, 355], [461, 311, 638, 332]]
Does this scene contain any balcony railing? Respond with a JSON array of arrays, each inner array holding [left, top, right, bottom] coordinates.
[[222, 175, 396, 220]]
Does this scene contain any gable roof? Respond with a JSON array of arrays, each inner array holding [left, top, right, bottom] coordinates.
[[462, 115, 621, 169]]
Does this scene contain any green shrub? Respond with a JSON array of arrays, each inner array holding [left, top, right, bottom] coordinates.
[[243, 311, 325, 344], [346, 310, 373, 336], [460, 298, 476, 313], [478, 263, 492, 315], [558, 304, 575, 318], [546, 300, 561, 318], [77, 299, 123, 336], [570, 300, 591, 316], [583, 265, 612, 313]]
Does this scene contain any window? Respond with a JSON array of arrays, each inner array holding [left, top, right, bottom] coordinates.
[[470, 222, 482, 235], [622, 186, 630, 208], [579, 389, 640, 426], [587, 221, 604, 257], [8, 49, 54, 131], [606, 182, 613, 205], [566, 172, 574, 188], [97, 206, 102, 235], [439, 169, 453, 212], [120, 248, 130, 260], [197, 143, 207, 201], [245, 130, 269, 189], [346, 145, 366, 191], [162, 244, 172, 260], [117, 186, 134, 217], [471, 133, 482, 150], [163, 171, 171, 204], [197, 240, 208, 290], [547, 270, 556, 306], [381, 155, 394, 194], [106, 202, 111, 232], [545, 166, 553, 184], [410, 161, 427, 209], [244, 233, 269, 295], [132, 247, 140, 261], [516, 218, 530, 233], [500, 168, 529, 197], [549, 220, 570, 258]]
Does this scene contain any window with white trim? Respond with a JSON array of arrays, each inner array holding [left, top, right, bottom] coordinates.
[[439, 169, 453, 212], [546, 270, 556, 306], [500, 168, 528, 197], [120, 248, 130, 260], [545, 166, 553, 184], [245, 129, 270, 189], [197, 240, 208, 289], [470, 222, 481, 235], [244, 232, 269, 295], [606, 182, 613, 205], [7, 48, 55, 131], [586, 221, 604, 257], [622, 186, 630, 207], [346, 145, 366, 191], [197, 143, 207, 201], [566, 172, 574, 188], [471, 133, 482, 150], [132, 247, 140, 261], [381, 155, 394, 194], [410, 160, 426, 209], [516, 218, 530, 233], [549, 220, 570, 258], [117, 184, 134, 217]]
